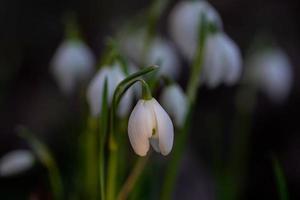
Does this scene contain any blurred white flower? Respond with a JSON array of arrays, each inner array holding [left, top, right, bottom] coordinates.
[[87, 63, 133, 117], [128, 62, 142, 98], [120, 31, 180, 79], [51, 39, 96, 95], [160, 84, 187, 127], [0, 150, 35, 176], [128, 98, 174, 156], [169, 0, 222, 60], [245, 48, 293, 102], [202, 32, 242, 88]]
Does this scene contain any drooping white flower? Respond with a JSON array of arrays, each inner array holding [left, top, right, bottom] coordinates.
[[245, 48, 293, 102], [87, 63, 133, 117], [128, 98, 174, 156], [0, 150, 35, 176], [51, 39, 96, 95], [202, 32, 242, 88], [160, 84, 187, 127], [169, 0, 222, 60], [120, 31, 180, 79]]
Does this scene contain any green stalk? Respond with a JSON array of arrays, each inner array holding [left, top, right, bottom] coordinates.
[[117, 155, 150, 200], [161, 15, 208, 200], [85, 117, 98, 199], [106, 66, 158, 200]]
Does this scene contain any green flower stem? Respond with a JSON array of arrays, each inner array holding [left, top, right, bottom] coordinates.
[[161, 16, 208, 200], [106, 66, 158, 200], [117, 155, 150, 200], [85, 117, 99, 199]]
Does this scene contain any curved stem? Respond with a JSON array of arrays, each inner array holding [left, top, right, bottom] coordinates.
[[106, 66, 158, 200], [117, 155, 150, 200]]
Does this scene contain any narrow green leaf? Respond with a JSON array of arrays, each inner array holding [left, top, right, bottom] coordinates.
[[99, 78, 109, 200], [18, 126, 64, 200], [272, 156, 289, 200], [113, 65, 158, 108]]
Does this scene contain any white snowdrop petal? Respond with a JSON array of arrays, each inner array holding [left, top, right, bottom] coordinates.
[[128, 100, 156, 156], [51, 40, 95, 95], [87, 67, 111, 116], [245, 49, 293, 102], [147, 39, 180, 79], [160, 85, 187, 127], [87, 64, 133, 117], [151, 99, 174, 156], [203, 34, 224, 88], [119, 30, 146, 64], [221, 34, 243, 85], [169, 1, 222, 61], [150, 138, 160, 153], [0, 150, 34, 176], [128, 63, 142, 98], [112, 64, 133, 117]]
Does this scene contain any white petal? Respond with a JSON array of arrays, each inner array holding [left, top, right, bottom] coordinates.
[[221, 34, 243, 85], [160, 84, 187, 127], [149, 138, 160, 153], [147, 38, 180, 79], [128, 100, 156, 156], [151, 99, 174, 156], [202, 34, 224, 88], [51, 40, 95, 95], [245, 48, 293, 102], [86, 67, 113, 116], [0, 150, 35, 176], [169, 1, 222, 61], [112, 64, 133, 117], [119, 30, 146, 64]]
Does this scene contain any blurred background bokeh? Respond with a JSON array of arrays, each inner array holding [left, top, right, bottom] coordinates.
[[0, 0, 299, 199]]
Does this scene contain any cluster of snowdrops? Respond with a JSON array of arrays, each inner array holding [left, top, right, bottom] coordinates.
[[0, 0, 293, 200]]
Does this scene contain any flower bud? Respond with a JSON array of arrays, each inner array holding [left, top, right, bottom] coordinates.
[[51, 39, 96, 95], [202, 32, 242, 88], [87, 63, 133, 117], [0, 150, 35, 176], [169, 0, 222, 60], [245, 48, 293, 102], [128, 98, 174, 156], [160, 84, 187, 127]]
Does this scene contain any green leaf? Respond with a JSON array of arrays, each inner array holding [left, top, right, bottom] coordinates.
[[99, 78, 109, 200], [113, 65, 158, 108], [18, 126, 64, 200], [272, 156, 289, 200]]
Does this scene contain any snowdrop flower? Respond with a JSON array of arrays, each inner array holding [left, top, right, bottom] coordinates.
[[169, 0, 222, 60], [202, 32, 242, 88], [87, 63, 133, 117], [160, 84, 187, 127], [0, 150, 35, 176], [120, 31, 180, 79], [51, 39, 96, 95], [245, 48, 293, 102], [128, 98, 174, 156]]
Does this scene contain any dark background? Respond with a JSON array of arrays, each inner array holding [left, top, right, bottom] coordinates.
[[0, 0, 299, 199]]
